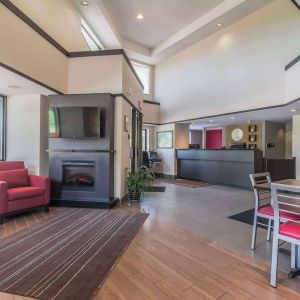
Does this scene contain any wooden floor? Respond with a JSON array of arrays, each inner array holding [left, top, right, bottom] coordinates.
[[0, 207, 299, 299]]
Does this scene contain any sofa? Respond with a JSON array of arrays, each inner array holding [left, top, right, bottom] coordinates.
[[0, 161, 50, 222]]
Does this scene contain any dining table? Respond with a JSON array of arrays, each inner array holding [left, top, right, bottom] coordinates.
[[254, 179, 300, 279]]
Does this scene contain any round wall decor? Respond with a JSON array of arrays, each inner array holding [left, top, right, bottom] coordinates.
[[231, 128, 243, 141]]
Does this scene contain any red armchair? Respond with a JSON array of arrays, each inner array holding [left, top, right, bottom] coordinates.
[[0, 161, 50, 222]]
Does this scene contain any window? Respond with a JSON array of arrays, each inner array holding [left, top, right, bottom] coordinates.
[[81, 19, 104, 51], [132, 62, 150, 95], [142, 129, 148, 151], [48, 107, 59, 138], [0, 96, 6, 160]]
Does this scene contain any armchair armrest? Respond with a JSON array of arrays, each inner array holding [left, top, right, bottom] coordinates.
[[29, 175, 50, 204], [0, 181, 8, 213]]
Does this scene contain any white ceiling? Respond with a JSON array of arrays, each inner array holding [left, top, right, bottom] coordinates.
[[101, 0, 224, 48], [189, 101, 300, 130], [0, 67, 55, 96]]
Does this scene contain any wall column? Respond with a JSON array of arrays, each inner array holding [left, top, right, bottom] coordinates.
[[292, 115, 300, 179], [202, 128, 206, 149]]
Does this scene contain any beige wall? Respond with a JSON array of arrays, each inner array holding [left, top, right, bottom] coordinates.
[[114, 96, 132, 199], [0, 4, 68, 93], [155, 0, 300, 123], [10, 0, 88, 52], [154, 123, 189, 176], [68, 56, 123, 94], [286, 62, 300, 102], [6, 95, 49, 176], [122, 58, 144, 109], [225, 123, 262, 149], [143, 102, 160, 124], [286, 120, 293, 159]]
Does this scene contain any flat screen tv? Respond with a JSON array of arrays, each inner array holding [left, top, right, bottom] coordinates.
[[49, 106, 100, 139]]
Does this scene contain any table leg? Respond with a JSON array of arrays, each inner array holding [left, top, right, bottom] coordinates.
[[288, 244, 300, 278]]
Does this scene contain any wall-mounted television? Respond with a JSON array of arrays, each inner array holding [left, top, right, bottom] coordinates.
[[49, 106, 101, 139]]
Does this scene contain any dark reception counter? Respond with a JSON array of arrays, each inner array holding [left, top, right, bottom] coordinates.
[[176, 149, 263, 189]]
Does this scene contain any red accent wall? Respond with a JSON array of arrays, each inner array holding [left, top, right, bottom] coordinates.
[[206, 129, 222, 149]]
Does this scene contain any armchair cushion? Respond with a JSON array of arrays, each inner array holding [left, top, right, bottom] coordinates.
[[0, 169, 29, 188], [8, 187, 45, 201]]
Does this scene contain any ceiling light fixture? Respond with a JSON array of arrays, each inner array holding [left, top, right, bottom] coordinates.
[[209, 119, 214, 122], [230, 116, 235, 120], [217, 23, 223, 27], [137, 13, 144, 20], [8, 85, 20, 89], [81, 1, 89, 6]]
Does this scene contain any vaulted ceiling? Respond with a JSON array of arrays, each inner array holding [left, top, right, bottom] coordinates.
[[9, 0, 275, 64]]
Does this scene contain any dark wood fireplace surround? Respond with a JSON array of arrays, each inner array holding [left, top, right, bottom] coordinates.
[[49, 94, 117, 208]]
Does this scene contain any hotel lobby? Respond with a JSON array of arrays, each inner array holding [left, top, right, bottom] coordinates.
[[0, 0, 300, 299]]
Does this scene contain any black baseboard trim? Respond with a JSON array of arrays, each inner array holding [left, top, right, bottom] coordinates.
[[156, 173, 177, 179], [50, 198, 119, 209]]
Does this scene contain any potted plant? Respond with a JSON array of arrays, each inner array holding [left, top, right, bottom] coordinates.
[[125, 166, 155, 202]]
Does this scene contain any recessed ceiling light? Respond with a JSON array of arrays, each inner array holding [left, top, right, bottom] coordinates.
[[291, 109, 297, 112], [8, 85, 20, 89], [137, 13, 144, 20], [209, 119, 214, 122], [230, 116, 235, 120], [217, 23, 223, 27], [81, 1, 89, 6]]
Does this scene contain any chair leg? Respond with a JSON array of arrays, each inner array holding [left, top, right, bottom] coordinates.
[[267, 219, 272, 241], [251, 212, 258, 250], [44, 205, 50, 213], [0, 216, 4, 224], [291, 244, 296, 269], [270, 235, 279, 287]]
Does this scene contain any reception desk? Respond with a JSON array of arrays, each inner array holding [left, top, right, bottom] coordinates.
[[177, 149, 263, 189]]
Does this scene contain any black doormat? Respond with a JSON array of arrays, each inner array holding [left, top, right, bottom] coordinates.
[[145, 186, 166, 192], [228, 208, 268, 229]]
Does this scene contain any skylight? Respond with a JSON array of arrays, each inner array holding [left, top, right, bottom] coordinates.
[[81, 19, 104, 51]]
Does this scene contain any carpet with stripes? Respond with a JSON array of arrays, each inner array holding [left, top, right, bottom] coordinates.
[[0, 208, 148, 300]]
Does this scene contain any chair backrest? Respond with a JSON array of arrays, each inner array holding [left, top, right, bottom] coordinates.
[[271, 182, 300, 232], [142, 151, 150, 168], [0, 161, 25, 171], [249, 172, 272, 209]]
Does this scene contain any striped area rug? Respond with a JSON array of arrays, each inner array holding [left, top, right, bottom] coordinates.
[[0, 208, 148, 300]]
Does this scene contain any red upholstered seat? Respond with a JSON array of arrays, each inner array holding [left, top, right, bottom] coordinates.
[[8, 187, 45, 201], [280, 222, 300, 240], [258, 204, 300, 220]]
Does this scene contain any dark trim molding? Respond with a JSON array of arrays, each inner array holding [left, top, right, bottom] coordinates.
[[68, 50, 144, 89], [0, 62, 63, 94], [285, 54, 300, 70], [291, 0, 300, 10], [0, 0, 68, 56], [143, 100, 160, 105], [143, 122, 160, 126], [152, 97, 300, 125]]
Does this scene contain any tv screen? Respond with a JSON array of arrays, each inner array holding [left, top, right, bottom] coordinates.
[[49, 106, 100, 139]]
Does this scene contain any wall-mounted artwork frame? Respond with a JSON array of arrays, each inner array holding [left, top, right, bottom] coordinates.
[[157, 131, 173, 149], [249, 144, 257, 150], [124, 115, 129, 132], [248, 125, 257, 133], [249, 135, 257, 142]]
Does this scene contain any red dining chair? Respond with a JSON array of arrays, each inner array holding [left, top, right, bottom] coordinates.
[[270, 182, 300, 287], [249, 173, 273, 250]]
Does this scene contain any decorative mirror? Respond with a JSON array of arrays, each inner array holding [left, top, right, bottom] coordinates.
[[231, 128, 243, 141]]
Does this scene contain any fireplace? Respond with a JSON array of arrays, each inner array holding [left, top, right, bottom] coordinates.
[[62, 161, 95, 191]]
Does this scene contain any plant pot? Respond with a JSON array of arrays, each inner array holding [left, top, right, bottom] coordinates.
[[130, 191, 141, 202]]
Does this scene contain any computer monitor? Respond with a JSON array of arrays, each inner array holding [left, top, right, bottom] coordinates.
[[149, 151, 158, 159]]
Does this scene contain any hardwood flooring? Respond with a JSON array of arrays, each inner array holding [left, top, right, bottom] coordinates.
[[0, 207, 299, 299]]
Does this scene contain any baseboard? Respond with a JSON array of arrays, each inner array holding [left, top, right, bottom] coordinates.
[[156, 173, 177, 179], [50, 197, 119, 209]]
